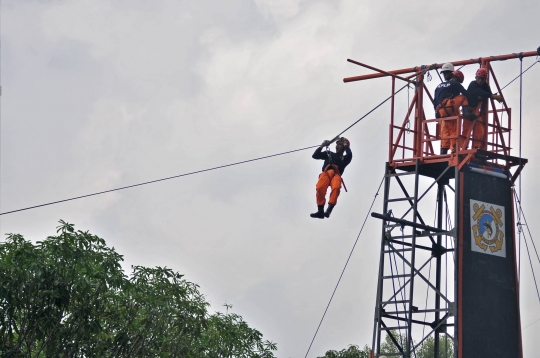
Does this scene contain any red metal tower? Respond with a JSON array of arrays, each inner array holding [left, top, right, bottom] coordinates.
[[344, 49, 538, 358]]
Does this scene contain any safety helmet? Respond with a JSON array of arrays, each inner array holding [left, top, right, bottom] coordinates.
[[440, 63, 454, 73], [452, 70, 464, 83], [476, 68, 488, 78], [337, 137, 350, 146]]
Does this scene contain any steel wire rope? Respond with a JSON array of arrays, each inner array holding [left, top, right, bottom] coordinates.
[[1, 85, 408, 217], [3, 60, 532, 218], [454, 58, 538, 92], [522, 228, 540, 302], [519, 56, 523, 285], [390, 227, 412, 356], [444, 190, 455, 262], [332, 84, 408, 139], [513, 191, 540, 304], [382, 215, 414, 356], [513, 193, 540, 302], [0, 146, 318, 216], [421, 198, 439, 340], [513, 191, 540, 265], [399, 227, 408, 344], [303, 176, 384, 358], [389, 242, 405, 351], [523, 316, 540, 331], [501, 59, 539, 91], [400, 225, 407, 316]]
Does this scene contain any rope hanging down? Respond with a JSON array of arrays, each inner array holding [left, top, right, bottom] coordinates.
[[1, 87, 406, 216]]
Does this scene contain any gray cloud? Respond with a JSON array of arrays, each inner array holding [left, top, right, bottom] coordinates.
[[2, 0, 540, 357]]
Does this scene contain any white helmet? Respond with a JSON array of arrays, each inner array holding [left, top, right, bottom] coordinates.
[[441, 62, 454, 73]]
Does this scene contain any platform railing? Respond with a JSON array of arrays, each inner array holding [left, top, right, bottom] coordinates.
[[389, 96, 512, 169]]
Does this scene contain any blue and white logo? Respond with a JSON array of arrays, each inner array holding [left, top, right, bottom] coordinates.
[[470, 199, 506, 258]]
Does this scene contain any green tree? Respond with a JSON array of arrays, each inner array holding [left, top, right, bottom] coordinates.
[[415, 335, 454, 358], [0, 220, 126, 356], [0, 220, 277, 357], [319, 331, 454, 358], [318, 344, 371, 358], [193, 312, 277, 357], [380, 331, 454, 358], [102, 266, 209, 356]]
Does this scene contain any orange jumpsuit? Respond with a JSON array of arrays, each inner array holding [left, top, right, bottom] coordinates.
[[462, 80, 493, 149], [316, 168, 341, 206], [462, 117, 484, 149], [437, 95, 468, 151], [312, 146, 352, 206]]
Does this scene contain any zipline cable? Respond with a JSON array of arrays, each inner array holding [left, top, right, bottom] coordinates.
[[0, 146, 318, 216], [523, 317, 540, 331], [1, 62, 535, 218], [1, 85, 407, 217], [332, 84, 408, 140], [304, 176, 385, 358], [501, 59, 539, 91]]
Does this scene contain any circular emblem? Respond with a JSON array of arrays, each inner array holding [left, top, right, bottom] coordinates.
[[472, 203, 504, 253]]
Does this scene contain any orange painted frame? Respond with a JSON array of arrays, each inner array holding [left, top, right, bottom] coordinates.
[[344, 50, 537, 172]]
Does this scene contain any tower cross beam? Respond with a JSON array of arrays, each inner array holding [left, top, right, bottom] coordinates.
[[344, 50, 538, 83]]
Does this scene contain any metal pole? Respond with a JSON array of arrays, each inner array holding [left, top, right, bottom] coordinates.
[[390, 77, 395, 164], [406, 159, 420, 357], [372, 163, 391, 356], [453, 166, 460, 358], [343, 50, 538, 83], [434, 183, 444, 357], [518, 56, 523, 291]]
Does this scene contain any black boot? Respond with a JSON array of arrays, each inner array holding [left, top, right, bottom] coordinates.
[[324, 204, 335, 218], [462, 106, 476, 120], [441, 148, 449, 154], [310, 205, 325, 219]]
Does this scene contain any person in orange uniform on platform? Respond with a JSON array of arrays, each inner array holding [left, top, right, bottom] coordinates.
[[462, 68, 503, 149], [433, 63, 475, 154], [310, 137, 352, 219]]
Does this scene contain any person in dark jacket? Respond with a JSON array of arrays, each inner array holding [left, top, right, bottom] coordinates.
[[310, 137, 352, 219], [433, 66, 475, 154], [463, 68, 503, 148]]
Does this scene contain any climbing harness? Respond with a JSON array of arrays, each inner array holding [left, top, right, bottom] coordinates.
[[436, 96, 457, 118], [324, 144, 348, 192]]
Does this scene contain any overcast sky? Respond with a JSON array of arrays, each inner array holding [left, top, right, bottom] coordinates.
[[2, 0, 540, 357]]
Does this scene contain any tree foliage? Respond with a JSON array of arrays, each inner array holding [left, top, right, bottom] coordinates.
[[378, 330, 454, 358], [318, 330, 454, 358], [317, 344, 371, 358], [0, 220, 277, 357]]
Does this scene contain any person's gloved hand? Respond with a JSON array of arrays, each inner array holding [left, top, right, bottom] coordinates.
[[492, 94, 503, 103], [321, 140, 331, 147]]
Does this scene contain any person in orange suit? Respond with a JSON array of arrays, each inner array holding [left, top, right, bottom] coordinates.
[[462, 68, 504, 149], [310, 137, 352, 219], [433, 65, 475, 154]]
